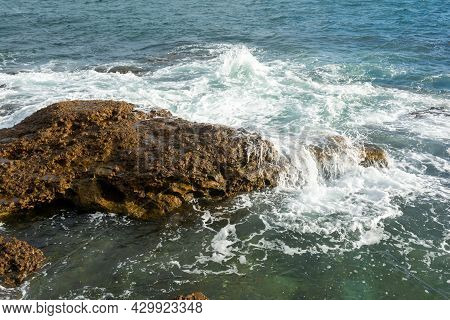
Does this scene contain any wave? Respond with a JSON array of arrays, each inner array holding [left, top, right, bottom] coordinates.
[[219, 45, 269, 80], [0, 44, 448, 267], [1, 44, 448, 139]]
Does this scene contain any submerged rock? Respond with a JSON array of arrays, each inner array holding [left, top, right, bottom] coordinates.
[[94, 65, 144, 75], [408, 106, 450, 118], [174, 292, 208, 300], [0, 100, 388, 219], [0, 236, 45, 287]]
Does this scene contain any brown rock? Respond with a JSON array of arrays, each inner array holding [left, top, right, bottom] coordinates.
[[174, 292, 208, 300], [359, 144, 388, 168], [309, 135, 388, 173], [0, 101, 389, 220], [0, 100, 282, 219], [0, 235, 45, 287]]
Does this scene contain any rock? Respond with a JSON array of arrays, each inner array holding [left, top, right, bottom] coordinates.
[[0, 84, 6, 89], [309, 135, 388, 174], [0, 100, 389, 220], [0, 236, 45, 287], [359, 144, 388, 167], [174, 292, 208, 300], [408, 106, 450, 118], [94, 65, 144, 75], [0, 100, 282, 219]]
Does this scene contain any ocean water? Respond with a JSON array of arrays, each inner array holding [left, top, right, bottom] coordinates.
[[0, 0, 449, 299]]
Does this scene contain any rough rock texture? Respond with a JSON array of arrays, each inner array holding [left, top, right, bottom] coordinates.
[[359, 144, 388, 167], [309, 135, 388, 171], [0, 100, 388, 220], [174, 292, 208, 300], [0, 236, 45, 287], [0, 100, 281, 219]]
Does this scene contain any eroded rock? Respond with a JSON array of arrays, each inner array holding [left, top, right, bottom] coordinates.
[[174, 292, 208, 300], [309, 135, 388, 175], [0, 100, 388, 220], [360, 144, 388, 167], [0, 236, 45, 287], [0, 100, 281, 219]]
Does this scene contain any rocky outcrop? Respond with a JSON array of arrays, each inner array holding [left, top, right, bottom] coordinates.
[[0, 100, 388, 220], [309, 135, 388, 170], [0, 236, 45, 287], [0, 100, 281, 219], [174, 292, 208, 300]]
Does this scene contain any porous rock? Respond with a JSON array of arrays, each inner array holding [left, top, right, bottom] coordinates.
[[174, 291, 208, 300], [309, 135, 388, 170], [0, 101, 388, 220], [0, 100, 281, 219], [0, 235, 45, 287]]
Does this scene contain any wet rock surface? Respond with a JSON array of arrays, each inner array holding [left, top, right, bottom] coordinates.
[[408, 106, 450, 118], [0, 100, 281, 219], [310, 135, 388, 171], [0, 236, 45, 287], [94, 65, 145, 75], [0, 100, 388, 220], [174, 292, 208, 300]]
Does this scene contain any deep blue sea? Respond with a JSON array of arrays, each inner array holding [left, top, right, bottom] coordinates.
[[0, 0, 449, 299]]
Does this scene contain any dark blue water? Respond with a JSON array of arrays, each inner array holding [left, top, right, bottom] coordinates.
[[0, 0, 449, 299], [2, 1, 449, 89]]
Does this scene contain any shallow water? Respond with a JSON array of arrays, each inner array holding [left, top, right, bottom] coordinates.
[[0, 0, 449, 299]]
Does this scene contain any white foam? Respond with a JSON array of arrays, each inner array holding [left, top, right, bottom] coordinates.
[[0, 44, 448, 269], [238, 255, 247, 264], [2, 44, 448, 140], [209, 224, 237, 264], [219, 45, 269, 80], [356, 227, 386, 247]]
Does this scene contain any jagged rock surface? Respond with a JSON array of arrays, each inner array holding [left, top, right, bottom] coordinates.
[[0, 100, 388, 220], [0, 100, 281, 219], [174, 291, 208, 300], [0, 236, 45, 287], [309, 135, 388, 170]]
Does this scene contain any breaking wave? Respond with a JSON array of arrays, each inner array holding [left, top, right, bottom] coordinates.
[[1, 44, 448, 298]]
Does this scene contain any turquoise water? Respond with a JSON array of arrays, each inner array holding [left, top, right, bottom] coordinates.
[[0, 0, 449, 299]]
